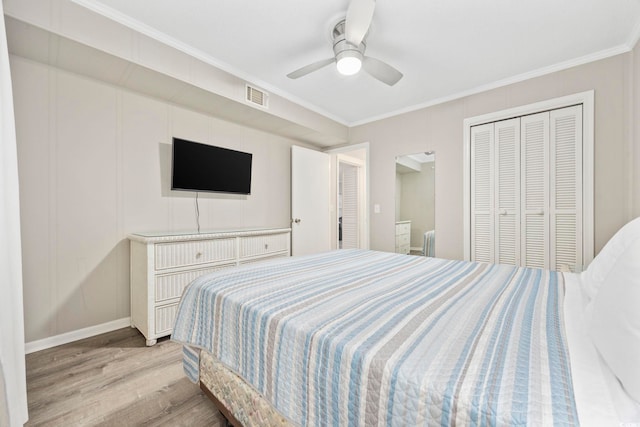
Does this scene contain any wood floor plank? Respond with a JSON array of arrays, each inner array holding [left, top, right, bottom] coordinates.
[[25, 328, 226, 426]]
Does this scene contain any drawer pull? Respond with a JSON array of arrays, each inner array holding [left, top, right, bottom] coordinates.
[[264, 244, 268, 250], [196, 252, 202, 258]]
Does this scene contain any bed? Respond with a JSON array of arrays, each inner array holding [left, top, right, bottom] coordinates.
[[171, 218, 640, 426]]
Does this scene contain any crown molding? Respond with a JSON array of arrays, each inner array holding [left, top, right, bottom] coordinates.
[[627, 18, 640, 51], [350, 44, 632, 127]]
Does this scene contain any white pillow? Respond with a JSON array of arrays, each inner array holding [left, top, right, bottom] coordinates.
[[582, 216, 640, 302], [589, 233, 640, 403]]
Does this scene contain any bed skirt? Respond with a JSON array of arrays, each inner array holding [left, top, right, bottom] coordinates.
[[199, 350, 294, 427]]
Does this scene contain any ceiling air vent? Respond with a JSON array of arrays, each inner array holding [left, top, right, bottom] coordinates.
[[245, 85, 268, 108]]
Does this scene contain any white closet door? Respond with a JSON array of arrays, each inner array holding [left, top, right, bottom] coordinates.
[[471, 123, 494, 263], [550, 105, 583, 270], [520, 112, 549, 269], [467, 97, 588, 271], [494, 118, 521, 266]]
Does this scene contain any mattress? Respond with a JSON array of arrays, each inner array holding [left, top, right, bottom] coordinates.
[[172, 249, 599, 426], [198, 349, 292, 427]]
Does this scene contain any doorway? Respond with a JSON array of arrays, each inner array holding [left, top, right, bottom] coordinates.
[[330, 145, 368, 250], [291, 144, 369, 255]]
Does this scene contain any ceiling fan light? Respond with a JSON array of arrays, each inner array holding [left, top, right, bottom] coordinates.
[[336, 54, 362, 76]]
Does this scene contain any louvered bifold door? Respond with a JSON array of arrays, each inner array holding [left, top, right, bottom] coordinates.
[[471, 123, 494, 263], [520, 112, 549, 269], [341, 163, 359, 249], [550, 105, 582, 271], [494, 118, 521, 266]]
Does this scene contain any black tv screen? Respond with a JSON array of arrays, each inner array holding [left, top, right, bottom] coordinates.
[[171, 138, 252, 194]]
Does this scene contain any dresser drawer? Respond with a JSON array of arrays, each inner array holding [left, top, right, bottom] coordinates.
[[155, 238, 236, 270], [240, 233, 289, 259], [396, 243, 410, 254], [239, 252, 289, 265], [396, 233, 410, 246], [396, 223, 410, 235], [155, 303, 179, 335], [155, 264, 235, 302]]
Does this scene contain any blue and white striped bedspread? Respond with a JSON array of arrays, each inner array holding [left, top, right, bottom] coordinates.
[[172, 249, 578, 426]]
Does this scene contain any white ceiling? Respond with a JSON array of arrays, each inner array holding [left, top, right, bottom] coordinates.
[[74, 0, 640, 126]]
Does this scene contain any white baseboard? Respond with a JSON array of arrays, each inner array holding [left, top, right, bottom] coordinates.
[[25, 317, 131, 354], [410, 246, 423, 252]]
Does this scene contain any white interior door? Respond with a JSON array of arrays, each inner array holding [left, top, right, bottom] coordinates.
[[550, 105, 583, 270], [291, 146, 331, 256], [494, 118, 521, 266], [470, 123, 494, 263], [339, 162, 359, 249], [521, 111, 550, 269]]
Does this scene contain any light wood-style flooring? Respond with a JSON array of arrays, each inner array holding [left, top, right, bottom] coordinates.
[[25, 327, 227, 426]]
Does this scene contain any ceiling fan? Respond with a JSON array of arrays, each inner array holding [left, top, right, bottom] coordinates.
[[286, 0, 403, 86]]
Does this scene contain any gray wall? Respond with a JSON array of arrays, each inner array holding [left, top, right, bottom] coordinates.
[[398, 164, 435, 249], [12, 56, 302, 343], [351, 52, 637, 260]]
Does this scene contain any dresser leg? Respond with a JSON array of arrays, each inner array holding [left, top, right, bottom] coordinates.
[[145, 339, 157, 346]]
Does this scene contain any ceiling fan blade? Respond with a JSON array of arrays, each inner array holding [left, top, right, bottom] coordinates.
[[362, 56, 403, 86], [345, 0, 375, 46], [286, 58, 335, 79]]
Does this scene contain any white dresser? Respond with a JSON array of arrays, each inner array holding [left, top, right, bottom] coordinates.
[[129, 227, 291, 345], [395, 220, 411, 254]]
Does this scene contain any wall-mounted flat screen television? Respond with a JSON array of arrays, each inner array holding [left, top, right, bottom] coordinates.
[[171, 137, 252, 194]]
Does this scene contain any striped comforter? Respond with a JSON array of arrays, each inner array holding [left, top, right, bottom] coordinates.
[[172, 249, 579, 426]]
